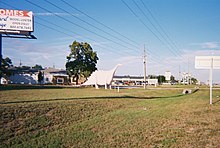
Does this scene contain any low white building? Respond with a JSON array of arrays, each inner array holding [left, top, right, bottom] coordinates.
[[112, 76, 158, 87], [181, 72, 191, 84], [9, 73, 38, 84], [8, 68, 68, 85]]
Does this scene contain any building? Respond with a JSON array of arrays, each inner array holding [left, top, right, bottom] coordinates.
[[43, 68, 68, 85], [181, 72, 191, 85], [112, 75, 158, 87], [9, 68, 39, 84], [8, 68, 68, 85]]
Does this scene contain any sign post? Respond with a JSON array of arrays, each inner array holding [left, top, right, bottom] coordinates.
[[0, 34, 2, 84], [209, 58, 213, 104], [195, 56, 220, 104]]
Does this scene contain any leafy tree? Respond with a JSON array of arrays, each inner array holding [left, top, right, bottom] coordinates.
[[191, 77, 198, 84], [16, 66, 31, 71], [170, 75, 175, 81], [66, 41, 99, 84], [157, 75, 165, 84], [148, 75, 157, 79], [33, 64, 43, 70], [0, 57, 13, 79], [38, 71, 44, 84]]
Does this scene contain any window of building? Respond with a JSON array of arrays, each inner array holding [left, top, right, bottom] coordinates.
[[57, 78, 64, 84]]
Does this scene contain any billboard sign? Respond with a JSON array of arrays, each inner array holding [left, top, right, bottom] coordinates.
[[195, 56, 220, 69], [0, 9, 33, 33]]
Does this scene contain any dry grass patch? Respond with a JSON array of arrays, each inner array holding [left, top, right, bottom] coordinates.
[[0, 86, 220, 147]]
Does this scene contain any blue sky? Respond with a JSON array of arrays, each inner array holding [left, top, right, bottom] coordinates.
[[1, 0, 220, 83]]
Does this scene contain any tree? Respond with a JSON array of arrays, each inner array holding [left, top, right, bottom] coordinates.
[[157, 75, 165, 84], [66, 41, 99, 84], [170, 75, 175, 81], [38, 71, 44, 84], [32, 64, 43, 70], [0, 57, 13, 79], [148, 75, 157, 79], [191, 77, 198, 84]]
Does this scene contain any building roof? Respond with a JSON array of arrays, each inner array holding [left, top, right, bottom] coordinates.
[[43, 68, 67, 74]]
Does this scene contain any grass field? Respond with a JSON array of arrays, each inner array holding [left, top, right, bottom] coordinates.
[[0, 86, 220, 147]]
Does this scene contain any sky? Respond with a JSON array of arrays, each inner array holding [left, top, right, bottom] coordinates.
[[1, 0, 220, 83]]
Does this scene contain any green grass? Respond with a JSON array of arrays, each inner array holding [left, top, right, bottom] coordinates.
[[0, 86, 220, 147]]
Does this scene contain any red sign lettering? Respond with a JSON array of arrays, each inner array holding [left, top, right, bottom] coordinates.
[[0, 9, 31, 17]]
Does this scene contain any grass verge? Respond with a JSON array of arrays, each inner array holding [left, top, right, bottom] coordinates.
[[0, 86, 220, 147]]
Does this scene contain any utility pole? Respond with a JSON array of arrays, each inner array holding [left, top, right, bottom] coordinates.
[[143, 45, 147, 89]]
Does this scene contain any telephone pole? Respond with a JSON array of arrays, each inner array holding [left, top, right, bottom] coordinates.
[[143, 45, 147, 89]]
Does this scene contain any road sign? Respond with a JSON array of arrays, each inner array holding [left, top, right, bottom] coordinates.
[[195, 56, 220, 105], [195, 56, 220, 69]]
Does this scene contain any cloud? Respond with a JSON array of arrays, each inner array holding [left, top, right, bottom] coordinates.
[[116, 55, 142, 65], [3, 39, 69, 68], [201, 42, 219, 49], [34, 12, 79, 16], [190, 42, 219, 49], [91, 41, 111, 47]]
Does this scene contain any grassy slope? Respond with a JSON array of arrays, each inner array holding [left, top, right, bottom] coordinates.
[[0, 87, 220, 147]]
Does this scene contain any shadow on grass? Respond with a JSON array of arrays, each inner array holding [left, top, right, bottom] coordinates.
[[0, 88, 199, 105], [0, 94, 186, 105], [0, 84, 79, 91], [213, 99, 220, 104]]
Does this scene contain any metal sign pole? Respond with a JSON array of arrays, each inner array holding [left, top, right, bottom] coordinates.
[[210, 58, 213, 105]]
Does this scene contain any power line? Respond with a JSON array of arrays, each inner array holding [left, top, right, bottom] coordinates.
[[1, 1, 181, 72], [140, 0, 183, 56], [25, 0, 139, 53], [121, 0, 178, 57], [60, 0, 140, 47], [121, 0, 188, 73], [43, 0, 140, 52], [1, 0, 167, 63], [132, 0, 181, 57], [1, 1, 136, 57]]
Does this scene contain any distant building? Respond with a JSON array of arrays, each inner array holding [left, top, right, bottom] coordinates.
[[43, 68, 68, 85], [181, 72, 191, 84], [9, 68, 39, 84], [8, 67, 68, 85], [112, 75, 158, 87]]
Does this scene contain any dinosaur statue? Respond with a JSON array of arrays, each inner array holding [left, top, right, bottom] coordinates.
[[82, 64, 121, 89]]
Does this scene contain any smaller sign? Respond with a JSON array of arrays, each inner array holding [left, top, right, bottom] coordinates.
[[195, 56, 220, 69], [165, 71, 171, 81]]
